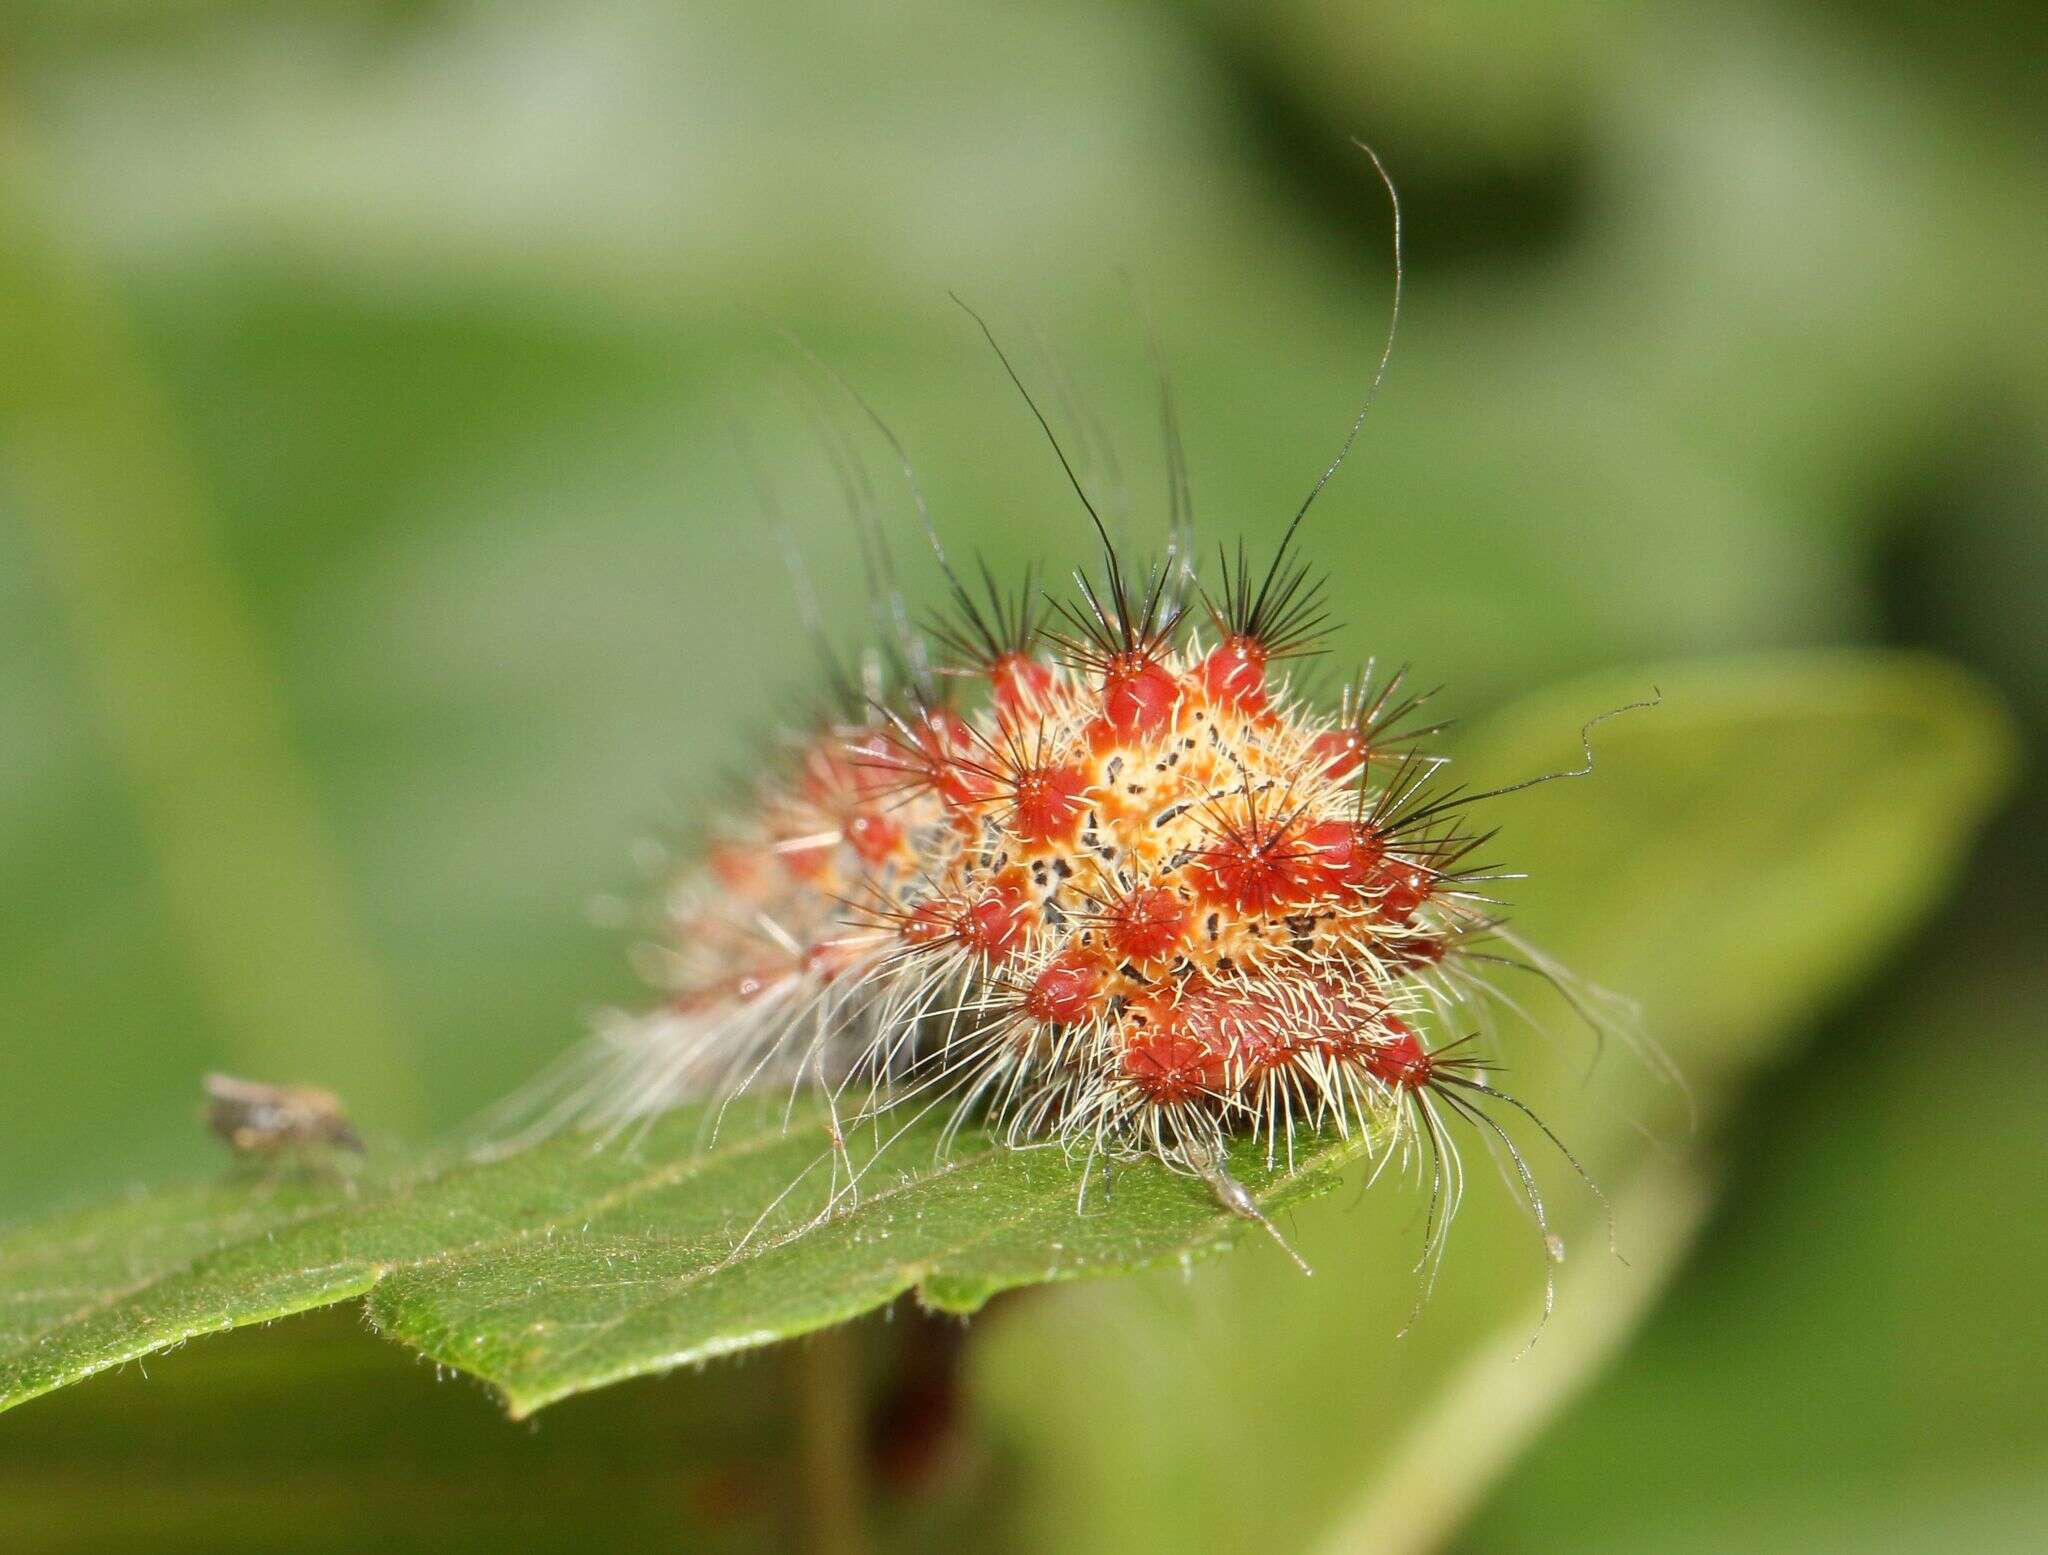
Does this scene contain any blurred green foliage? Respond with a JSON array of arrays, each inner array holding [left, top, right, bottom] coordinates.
[[1, 1, 2043, 1550]]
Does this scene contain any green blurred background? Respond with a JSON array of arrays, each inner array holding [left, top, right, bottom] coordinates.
[[1, 2, 2042, 1551]]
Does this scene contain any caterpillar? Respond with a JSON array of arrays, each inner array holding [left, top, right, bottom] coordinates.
[[508, 150, 1657, 1315]]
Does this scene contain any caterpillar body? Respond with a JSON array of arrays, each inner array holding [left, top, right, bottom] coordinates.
[[521, 153, 1651, 1311]]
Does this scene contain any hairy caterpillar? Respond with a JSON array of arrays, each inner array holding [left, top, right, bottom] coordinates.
[[505, 151, 1658, 1316]]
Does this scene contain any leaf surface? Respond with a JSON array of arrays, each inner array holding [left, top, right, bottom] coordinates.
[[0, 1099, 1351, 1420]]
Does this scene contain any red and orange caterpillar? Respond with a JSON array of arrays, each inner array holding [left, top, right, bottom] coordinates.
[[527, 156, 1657, 1309]]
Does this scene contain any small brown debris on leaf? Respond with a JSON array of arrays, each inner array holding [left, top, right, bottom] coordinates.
[[203, 1073, 363, 1156]]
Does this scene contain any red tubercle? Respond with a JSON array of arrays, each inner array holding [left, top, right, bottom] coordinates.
[[931, 767, 995, 810], [1296, 819, 1385, 896], [896, 878, 1029, 962], [1009, 762, 1089, 845], [1103, 884, 1189, 963], [1370, 859, 1435, 926], [962, 882, 1029, 960], [1364, 1018, 1433, 1089], [846, 810, 903, 865], [990, 652, 1056, 719], [1097, 652, 1180, 740], [1310, 728, 1367, 782], [1199, 635, 1269, 713], [1022, 953, 1102, 1025], [1119, 995, 1227, 1105], [1193, 824, 1312, 915]]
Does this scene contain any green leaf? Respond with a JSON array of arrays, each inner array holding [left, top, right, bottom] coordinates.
[[0, 1099, 1357, 1422], [0, 650, 2013, 1438]]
